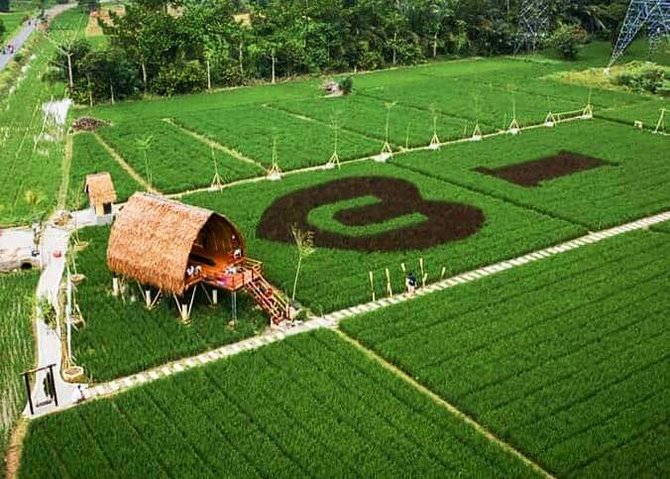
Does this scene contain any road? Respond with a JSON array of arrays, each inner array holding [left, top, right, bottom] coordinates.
[[0, 3, 77, 72]]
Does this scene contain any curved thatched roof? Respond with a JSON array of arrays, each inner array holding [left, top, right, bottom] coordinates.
[[107, 193, 243, 295], [85, 172, 116, 205]]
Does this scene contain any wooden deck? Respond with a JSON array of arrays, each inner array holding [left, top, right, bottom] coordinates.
[[185, 256, 263, 292]]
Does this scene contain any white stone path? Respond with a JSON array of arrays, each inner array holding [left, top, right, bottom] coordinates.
[[72, 209, 670, 407], [22, 210, 100, 417]]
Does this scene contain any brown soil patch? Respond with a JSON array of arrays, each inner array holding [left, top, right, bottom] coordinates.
[[4, 419, 28, 479], [72, 117, 108, 132], [258, 177, 485, 252], [474, 151, 609, 187]]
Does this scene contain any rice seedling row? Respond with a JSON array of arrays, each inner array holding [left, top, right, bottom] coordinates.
[[185, 161, 584, 314], [393, 120, 670, 229], [173, 105, 381, 171], [19, 330, 539, 478], [67, 132, 142, 207], [0, 271, 36, 465], [271, 95, 493, 149], [96, 120, 263, 193], [341, 230, 670, 478]]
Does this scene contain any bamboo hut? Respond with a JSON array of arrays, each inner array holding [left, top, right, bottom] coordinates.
[[106, 193, 287, 323], [85, 172, 116, 217]]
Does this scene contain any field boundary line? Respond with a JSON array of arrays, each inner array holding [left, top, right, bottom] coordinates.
[[4, 418, 28, 479], [263, 103, 391, 147], [56, 132, 73, 210], [162, 118, 266, 170], [39, 208, 670, 416], [91, 132, 159, 194], [332, 329, 556, 479], [164, 110, 595, 201]]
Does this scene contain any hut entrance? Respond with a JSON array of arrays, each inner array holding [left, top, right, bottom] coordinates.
[[103, 203, 112, 215]]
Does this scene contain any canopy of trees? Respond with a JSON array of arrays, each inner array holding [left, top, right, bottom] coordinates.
[[53, 0, 632, 104]]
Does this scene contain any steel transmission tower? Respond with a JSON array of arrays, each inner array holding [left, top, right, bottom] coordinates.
[[516, 0, 551, 52], [608, 0, 670, 67]]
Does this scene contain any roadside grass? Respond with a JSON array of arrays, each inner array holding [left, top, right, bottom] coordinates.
[[0, 9, 88, 226], [0, 11, 29, 45]]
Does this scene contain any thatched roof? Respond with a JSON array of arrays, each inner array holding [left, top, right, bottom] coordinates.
[[85, 172, 117, 205], [107, 193, 243, 295]]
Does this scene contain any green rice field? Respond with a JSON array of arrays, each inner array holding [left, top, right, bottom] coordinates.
[[20, 330, 538, 479], [2, 9, 668, 477], [341, 230, 670, 478]]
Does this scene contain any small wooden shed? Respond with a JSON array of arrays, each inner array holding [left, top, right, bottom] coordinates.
[[85, 172, 116, 216]]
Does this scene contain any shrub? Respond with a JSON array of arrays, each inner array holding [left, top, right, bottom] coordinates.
[[152, 61, 207, 97], [338, 76, 354, 96], [612, 61, 668, 94], [550, 23, 586, 60]]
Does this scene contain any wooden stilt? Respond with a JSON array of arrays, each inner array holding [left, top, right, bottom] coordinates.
[[385, 268, 393, 298], [112, 277, 119, 297], [368, 271, 375, 302]]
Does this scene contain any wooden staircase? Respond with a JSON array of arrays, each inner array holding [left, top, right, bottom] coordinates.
[[243, 271, 290, 325]]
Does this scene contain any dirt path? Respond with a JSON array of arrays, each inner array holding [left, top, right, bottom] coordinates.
[[4, 419, 28, 479], [263, 103, 389, 147], [92, 132, 159, 194], [56, 133, 73, 210], [162, 118, 266, 170], [334, 330, 556, 479]]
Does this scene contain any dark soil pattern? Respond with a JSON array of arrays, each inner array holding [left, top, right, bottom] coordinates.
[[258, 177, 485, 252], [474, 151, 609, 187]]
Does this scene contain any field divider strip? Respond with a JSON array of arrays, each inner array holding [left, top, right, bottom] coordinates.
[[56, 132, 73, 210], [163, 109, 596, 202], [161, 118, 266, 170], [332, 329, 556, 479], [37, 209, 670, 419], [262, 103, 391, 147], [91, 132, 159, 194]]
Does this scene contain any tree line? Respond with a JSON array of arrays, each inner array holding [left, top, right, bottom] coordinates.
[[51, 0, 632, 104]]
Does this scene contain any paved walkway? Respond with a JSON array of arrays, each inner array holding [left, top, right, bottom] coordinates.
[[23, 210, 100, 417], [72, 209, 670, 407]]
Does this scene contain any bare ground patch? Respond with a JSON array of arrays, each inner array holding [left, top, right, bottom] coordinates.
[[258, 176, 485, 252], [474, 151, 610, 187]]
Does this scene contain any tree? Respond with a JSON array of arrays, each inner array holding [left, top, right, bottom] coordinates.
[[0, 0, 9, 13], [290, 225, 315, 302], [0, 18, 5, 42], [79, 48, 140, 104], [47, 39, 92, 91], [77, 0, 99, 13], [550, 23, 586, 60]]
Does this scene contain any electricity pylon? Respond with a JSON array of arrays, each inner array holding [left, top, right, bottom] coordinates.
[[608, 0, 669, 67]]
